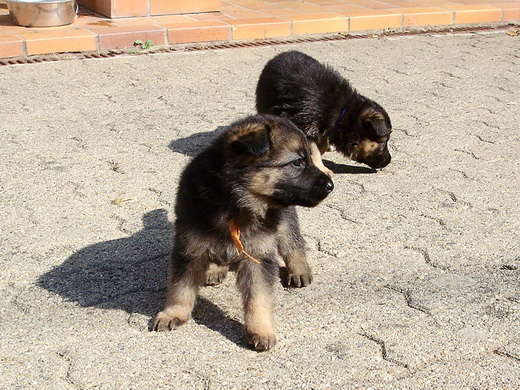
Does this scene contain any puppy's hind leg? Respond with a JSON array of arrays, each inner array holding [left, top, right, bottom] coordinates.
[[310, 141, 333, 178], [154, 252, 205, 332], [278, 208, 313, 288], [237, 258, 278, 351]]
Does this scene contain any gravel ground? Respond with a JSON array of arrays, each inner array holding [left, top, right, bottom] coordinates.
[[0, 29, 519, 389]]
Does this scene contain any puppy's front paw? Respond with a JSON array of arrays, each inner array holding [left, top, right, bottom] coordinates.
[[245, 329, 276, 352], [285, 263, 313, 288], [153, 310, 188, 332]]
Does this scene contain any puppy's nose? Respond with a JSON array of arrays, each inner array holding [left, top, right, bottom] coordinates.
[[325, 178, 334, 193], [318, 176, 334, 193]]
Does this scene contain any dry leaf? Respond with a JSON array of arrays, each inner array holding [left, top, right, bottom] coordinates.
[[111, 197, 134, 205]]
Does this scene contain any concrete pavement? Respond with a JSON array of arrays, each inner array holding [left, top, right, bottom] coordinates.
[[0, 29, 519, 389]]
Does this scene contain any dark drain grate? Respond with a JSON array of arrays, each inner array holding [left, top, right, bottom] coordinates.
[[1, 23, 517, 66]]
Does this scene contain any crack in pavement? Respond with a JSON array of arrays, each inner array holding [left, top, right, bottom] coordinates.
[[358, 332, 410, 369], [109, 215, 134, 235], [384, 285, 430, 315], [493, 349, 520, 363], [420, 214, 448, 229], [148, 187, 172, 206], [56, 351, 80, 389], [474, 134, 496, 144], [326, 204, 360, 224], [404, 246, 449, 270], [434, 188, 473, 207], [455, 149, 480, 160], [447, 168, 474, 180]]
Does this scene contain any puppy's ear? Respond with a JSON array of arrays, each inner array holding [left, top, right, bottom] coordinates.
[[231, 124, 270, 157], [361, 107, 391, 137]]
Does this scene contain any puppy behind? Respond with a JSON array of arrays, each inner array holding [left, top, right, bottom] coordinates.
[[154, 115, 333, 351], [256, 50, 392, 173]]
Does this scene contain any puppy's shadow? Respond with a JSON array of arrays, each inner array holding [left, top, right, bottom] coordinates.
[[37, 209, 172, 317], [169, 126, 227, 157], [37, 208, 250, 348], [168, 127, 376, 177], [323, 159, 377, 174], [193, 297, 248, 348]]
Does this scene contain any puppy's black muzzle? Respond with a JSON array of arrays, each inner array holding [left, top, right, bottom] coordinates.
[[363, 149, 391, 170], [272, 167, 334, 208], [309, 171, 334, 203], [314, 174, 334, 195]]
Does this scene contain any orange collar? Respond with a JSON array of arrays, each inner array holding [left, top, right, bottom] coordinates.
[[229, 221, 261, 264]]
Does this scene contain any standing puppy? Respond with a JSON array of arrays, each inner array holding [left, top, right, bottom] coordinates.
[[256, 51, 392, 174], [154, 115, 333, 351]]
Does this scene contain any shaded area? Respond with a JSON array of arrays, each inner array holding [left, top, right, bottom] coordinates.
[[37, 209, 173, 317], [0, 15, 13, 26], [169, 126, 226, 157], [193, 296, 248, 349], [323, 159, 377, 174], [38, 208, 250, 348], [169, 126, 376, 175]]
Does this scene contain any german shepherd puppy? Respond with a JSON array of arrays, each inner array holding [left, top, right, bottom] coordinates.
[[154, 115, 333, 351], [256, 51, 392, 174]]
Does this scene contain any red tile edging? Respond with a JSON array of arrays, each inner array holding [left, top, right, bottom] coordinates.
[[0, 0, 519, 60]]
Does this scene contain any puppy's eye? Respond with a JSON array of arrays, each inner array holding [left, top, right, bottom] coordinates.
[[291, 158, 305, 168]]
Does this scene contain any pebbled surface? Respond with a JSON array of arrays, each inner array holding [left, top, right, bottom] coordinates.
[[0, 30, 519, 389]]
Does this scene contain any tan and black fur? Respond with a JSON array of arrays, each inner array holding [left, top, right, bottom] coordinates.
[[154, 115, 333, 351], [256, 51, 392, 174]]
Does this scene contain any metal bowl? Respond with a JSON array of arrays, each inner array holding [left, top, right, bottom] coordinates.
[[7, 0, 77, 27]]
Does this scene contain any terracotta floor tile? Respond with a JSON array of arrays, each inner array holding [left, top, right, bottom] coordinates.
[[73, 14, 110, 27], [309, 0, 349, 5], [414, 1, 463, 8], [85, 24, 167, 50], [163, 20, 231, 44], [260, 7, 302, 17], [221, 4, 269, 18], [225, 0, 279, 10], [402, 7, 454, 25], [384, 1, 426, 8], [151, 15, 199, 23], [449, 5, 502, 22], [18, 28, 97, 55], [499, 3, 520, 20], [340, 0, 399, 9], [0, 35, 24, 58], [277, 1, 330, 13], [410, 0, 457, 5], [189, 13, 234, 20], [106, 17, 166, 27], [324, 4, 370, 12], [150, 0, 220, 15], [454, 0, 505, 3], [0, 19, 36, 35], [344, 10, 403, 30], [286, 13, 348, 34], [228, 17, 291, 39]]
